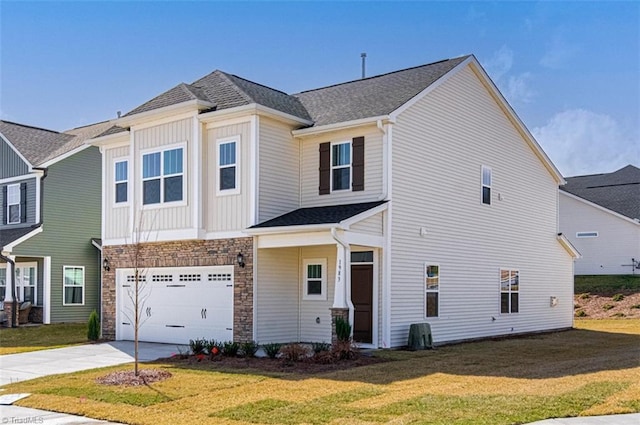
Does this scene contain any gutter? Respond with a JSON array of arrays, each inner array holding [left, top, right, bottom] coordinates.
[[32, 167, 48, 226], [330, 228, 354, 332], [0, 253, 18, 328]]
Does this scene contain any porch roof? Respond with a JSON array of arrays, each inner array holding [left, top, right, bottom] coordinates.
[[0, 225, 41, 251], [250, 201, 387, 229]]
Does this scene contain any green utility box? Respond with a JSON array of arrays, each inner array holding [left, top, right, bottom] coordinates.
[[408, 323, 433, 350]]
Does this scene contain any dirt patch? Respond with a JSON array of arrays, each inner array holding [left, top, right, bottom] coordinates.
[[574, 292, 640, 319], [96, 368, 172, 386]]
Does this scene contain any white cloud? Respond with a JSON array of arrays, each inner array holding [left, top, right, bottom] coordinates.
[[484, 46, 535, 105], [484, 46, 513, 82], [532, 109, 639, 176], [507, 72, 535, 104], [540, 32, 580, 70]]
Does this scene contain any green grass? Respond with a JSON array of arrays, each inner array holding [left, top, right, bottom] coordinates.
[[5, 319, 640, 425], [0, 323, 88, 354], [575, 275, 640, 295]]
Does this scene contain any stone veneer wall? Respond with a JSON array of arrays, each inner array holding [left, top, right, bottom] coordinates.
[[101, 237, 253, 342]]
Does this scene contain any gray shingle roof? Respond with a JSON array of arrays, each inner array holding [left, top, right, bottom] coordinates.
[[0, 225, 40, 250], [250, 201, 387, 228], [96, 125, 128, 138], [294, 56, 470, 126], [561, 165, 640, 220], [124, 83, 212, 117], [0, 120, 114, 166]]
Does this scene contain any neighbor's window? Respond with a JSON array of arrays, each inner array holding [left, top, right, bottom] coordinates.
[[425, 264, 439, 318], [576, 231, 598, 238], [115, 160, 128, 204], [7, 184, 20, 224], [303, 259, 327, 300], [15, 264, 37, 304], [500, 269, 519, 314], [142, 147, 184, 205], [217, 140, 238, 193], [63, 266, 85, 305], [0, 267, 6, 301], [481, 166, 492, 205], [331, 141, 351, 191]]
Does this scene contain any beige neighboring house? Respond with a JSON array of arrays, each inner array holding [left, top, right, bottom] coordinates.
[[88, 54, 577, 348], [560, 165, 640, 275]]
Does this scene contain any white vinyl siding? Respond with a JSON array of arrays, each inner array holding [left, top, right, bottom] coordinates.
[[576, 231, 598, 238], [350, 212, 384, 236], [389, 64, 573, 346], [63, 266, 85, 306], [258, 117, 300, 223], [300, 125, 383, 207]]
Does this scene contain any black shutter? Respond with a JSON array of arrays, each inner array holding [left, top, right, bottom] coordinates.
[[319, 142, 330, 195], [1, 186, 6, 224], [352, 136, 365, 191], [20, 182, 27, 222]]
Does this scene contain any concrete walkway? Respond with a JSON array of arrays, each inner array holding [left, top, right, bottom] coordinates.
[[0, 405, 123, 424], [526, 413, 640, 424]]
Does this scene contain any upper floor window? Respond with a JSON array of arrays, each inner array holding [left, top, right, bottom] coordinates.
[[500, 269, 519, 314], [318, 137, 364, 195], [7, 184, 20, 224], [481, 166, 492, 205], [425, 264, 439, 318], [217, 140, 238, 194], [332, 141, 351, 191], [142, 147, 184, 205], [114, 160, 128, 204]]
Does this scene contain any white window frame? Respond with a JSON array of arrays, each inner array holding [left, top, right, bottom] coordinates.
[[2, 262, 38, 305], [302, 258, 327, 301], [500, 268, 519, 314], [330, 141, 352, 193], [114, 158, 129, 206], [7, 183, 21, 224], [481, 165, 492, 205], [0, 266, 5, 302], [424, 263, 440, 319], [576, 231, 599, 238], [140, 143, 186, 207], [216, 137, 240, 196], [63, 265, 85, 306]]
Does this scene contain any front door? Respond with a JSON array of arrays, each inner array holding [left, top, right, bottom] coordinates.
[[351, 264, 373, 344]]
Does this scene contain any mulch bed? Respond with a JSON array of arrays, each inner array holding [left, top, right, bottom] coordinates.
[[96, 369, 172, 386]]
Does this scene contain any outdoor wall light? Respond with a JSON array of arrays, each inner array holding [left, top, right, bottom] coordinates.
[[103, 258, 110, 272], [237, 252, 245, 268]]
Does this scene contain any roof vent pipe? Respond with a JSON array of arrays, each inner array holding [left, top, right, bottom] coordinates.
[[117, 111, 121, 118], [361, 53, 367, 79]]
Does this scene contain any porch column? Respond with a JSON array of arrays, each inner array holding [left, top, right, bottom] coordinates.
[[3, 255, 16, 328], [330, 236, 354, 343]]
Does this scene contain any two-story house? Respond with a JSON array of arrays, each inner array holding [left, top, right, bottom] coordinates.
[[90, 55, 578, 348], [0, 120, 107, 326], [559, 165, 640, 275]]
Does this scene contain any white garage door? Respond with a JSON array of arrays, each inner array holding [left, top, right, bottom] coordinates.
[[116, 266, 234, 344]]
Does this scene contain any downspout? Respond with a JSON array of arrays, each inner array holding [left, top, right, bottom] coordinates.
[[376, 120, 388, 201], [0, 253, 18, 328], [32, 167, 48, 227]]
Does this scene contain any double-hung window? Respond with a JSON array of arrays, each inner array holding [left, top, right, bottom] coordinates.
[[7, 184, 20, 224], [303, 259, 327, 300], [63, 266, 85, 305], [425, 264, 439, 318], [500, 269, 519, 314], [331, 142, 351, 191], [217, 140, 238, 194], [481, 166, 492, 205], [115, 160, 128, 204], [142, 147, 184, 205], [0, 267, 6, 301]]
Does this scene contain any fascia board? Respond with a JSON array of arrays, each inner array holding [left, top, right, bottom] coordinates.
[[198, 103, 313, 127], [86, 131, 130, 148], [556, 233, 581, 258], [116, 100, 215, 127], [245, 223, 337, 235], [339, 203, 388, 229], [291, 116, 392, 138], [3, 227, 43, 252]]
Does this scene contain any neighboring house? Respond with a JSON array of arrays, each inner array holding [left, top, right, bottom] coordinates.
[[0, 120, 108, 326], [559, 165, 640, 275], [89, 54, 577, 348]]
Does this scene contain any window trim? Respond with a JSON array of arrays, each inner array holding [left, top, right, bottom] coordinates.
[[330, 140, 352, 193], [7, 183, 20, 224], [140, 143, 187, 208], [216, 136, 240, 196], [63, 265, 85, 306], [500, 268, 519, 314], [481, 165, 492, 205], [302, 258, 327, 301], [0, 262, 37, 304], [576, 231, 599, 238], [114, 158, 129, 206], [424, 263, 440, 319]]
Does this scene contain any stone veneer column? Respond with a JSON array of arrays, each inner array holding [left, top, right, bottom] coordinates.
[[330, 307, 350, 344], [3, 302, 15, 328]]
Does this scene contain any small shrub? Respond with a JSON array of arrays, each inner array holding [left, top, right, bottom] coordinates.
[[578, 293, 591, 300], [205, 339, 221, 357], [335, 317, 352, 342], [312, 341, 331, 354], [611, 312, 626, 318], [262, 343, 282, 359], [189, 338, 207, 355], [332, 339, 359, 360], [222, 341, 240, 357], [574, 310, 587, 317], [313, 350, 337, 364], [631, 304, 640, 309], [87, 310, 100, 341], [241, 341, 259, 358], [279, 343, 309, 363], [612, 294, 625, 302], [602, 303, 615, 311], [574, 303, 580, 309]]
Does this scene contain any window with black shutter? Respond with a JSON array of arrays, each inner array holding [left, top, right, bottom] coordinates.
[[318, 142, 330, 195]]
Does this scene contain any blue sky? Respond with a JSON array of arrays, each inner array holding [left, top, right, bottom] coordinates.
[[1, 1, 638, 176]]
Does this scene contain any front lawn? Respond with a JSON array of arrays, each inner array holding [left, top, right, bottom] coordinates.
[[6, 319, 640, 425], [0, 323, 88, 355]]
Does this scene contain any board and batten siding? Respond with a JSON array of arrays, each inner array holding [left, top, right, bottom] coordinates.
[[300, 125, 384, 207], [560, 192, 640, 275], [134, 118, 193, 233], [258, 117, 300, 223], [206, 121, 252, 232], [388, 64, 573, 347], [104, 145, 130, 240], [12, 147, 102, 322], [0, 177, 37, 228], [0, 138, 29, 178]]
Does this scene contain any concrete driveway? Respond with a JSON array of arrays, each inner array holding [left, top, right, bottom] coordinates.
[[0, 341, 181, 386]]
